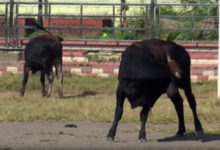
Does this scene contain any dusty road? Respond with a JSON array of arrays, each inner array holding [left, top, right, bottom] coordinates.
[[0, 121, 220, 150]]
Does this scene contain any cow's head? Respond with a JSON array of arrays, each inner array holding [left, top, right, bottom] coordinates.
[[56, 36, 63, 42]]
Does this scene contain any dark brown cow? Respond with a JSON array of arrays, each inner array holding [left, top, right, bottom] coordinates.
[[107, 39, 203, 141], [20, 24, 63, 98]]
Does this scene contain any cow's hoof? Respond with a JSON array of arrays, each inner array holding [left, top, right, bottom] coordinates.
[[138, 132, 146, 142], [107, 137, 114, 141], [175, 130, 185, 137], [139, 138, 147, 142], [20, 90, 24, 96], [59, 93, 63, 98], [42, 92, 47, 97], [46, 94, 51, 98], [196, 130, 204, 137]]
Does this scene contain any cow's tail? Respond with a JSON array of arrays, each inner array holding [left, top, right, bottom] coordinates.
[[167, 55, 182, 79], [33, 22, 63, 41], [34, 22, 52, 35]]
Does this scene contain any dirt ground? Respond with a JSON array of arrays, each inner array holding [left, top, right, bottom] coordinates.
[[0, 121, 220, 150]]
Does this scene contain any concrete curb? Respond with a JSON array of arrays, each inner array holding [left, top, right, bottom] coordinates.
[[0, 41, 218, 82]]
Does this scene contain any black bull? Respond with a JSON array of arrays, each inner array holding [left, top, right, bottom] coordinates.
[[20, 35, 63, 98], [107, 39, 203, 141]]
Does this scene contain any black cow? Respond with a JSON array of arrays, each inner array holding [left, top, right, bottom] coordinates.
[[20, 25, 63, 98], [107, 39, 203, 141]]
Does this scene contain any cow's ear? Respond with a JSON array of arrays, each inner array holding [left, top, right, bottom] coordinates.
[[57, 36, 63, 41]]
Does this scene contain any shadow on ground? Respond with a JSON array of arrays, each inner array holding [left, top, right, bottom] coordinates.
[[158, 133, 220, 143], [62, 90, 97, 99]]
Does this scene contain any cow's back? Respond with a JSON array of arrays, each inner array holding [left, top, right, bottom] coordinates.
[[119, 39, 169, 80], [119, 39, 190, 81], [25, 35, 62, 69]]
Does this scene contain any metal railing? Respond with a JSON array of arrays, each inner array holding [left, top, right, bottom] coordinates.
[[13, 2, 154, 46], [156, 3, 218, 41], [0, 1, 218, 48], [0, 2, 9, 47]]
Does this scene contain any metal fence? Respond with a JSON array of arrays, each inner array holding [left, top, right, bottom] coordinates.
[[0, 1, 218, 48], [0, 2, 9, 47], [157, 3, 218, 41]]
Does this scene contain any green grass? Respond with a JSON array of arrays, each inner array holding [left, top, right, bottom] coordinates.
[[0, 73, 220, 133]]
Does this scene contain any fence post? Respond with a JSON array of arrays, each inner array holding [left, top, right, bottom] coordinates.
[[150, 0, 156, 39], [80, 4, 83, 38], [112, 4, 116, 39], [44, 0, 48, 16], [155, 4, 160, 39], [15, 4, 18, 47], [9, 0, 14, 47], [5, 3, 8, 47], [37, 0, 43, 26], [48, 3, 51, 32], [145, 5, 149, 39]]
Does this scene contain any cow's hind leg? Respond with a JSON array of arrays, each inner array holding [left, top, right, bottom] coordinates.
[[40, 71, 46, 97], [46, 70, 54, 98], [107, 86, 125, 141], [20, 64, 30, 96], [184, 86, 203, 136], [166, 83, 186, 136], [139, 107, 150, 142], [55, 64, 63, 98]]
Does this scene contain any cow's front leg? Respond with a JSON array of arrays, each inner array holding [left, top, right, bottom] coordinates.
[[139, 107, 150, 142], [107, 88, 125, 141], [40, 71, 46, 97]]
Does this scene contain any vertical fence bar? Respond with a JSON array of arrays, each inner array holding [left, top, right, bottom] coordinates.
[[112, 4, 115, 39], [48, 3, 51, 32], [9, 0, 14, 47], [44, 0, 48, 16], [15, 3, 18, 47], [120, 3, 122, 30], [156, 4, 160, 39], [38, 0, 43, 26], [45, 0, 49, 32], [145, 4, 149, 39], [150, 0, 155, 39], [80, 4, 83, 39], [5, 3, 8, 47], [190, 8, 194, 41]]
